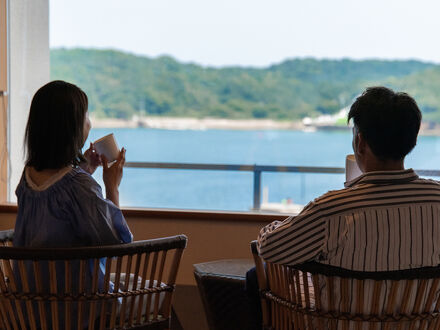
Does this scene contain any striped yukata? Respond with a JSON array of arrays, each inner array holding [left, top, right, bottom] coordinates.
[[257, 169, 440, 329]]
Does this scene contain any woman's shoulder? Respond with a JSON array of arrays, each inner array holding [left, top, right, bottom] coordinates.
[[69, 167, 98, 185], [68, 167, 103, 196]]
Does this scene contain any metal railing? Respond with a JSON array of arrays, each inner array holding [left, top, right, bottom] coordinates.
[[124, 162, 440, 210]]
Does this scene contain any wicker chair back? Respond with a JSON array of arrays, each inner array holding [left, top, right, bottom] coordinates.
[[251, 240, 440, 330], [0, 231, 187, 330]]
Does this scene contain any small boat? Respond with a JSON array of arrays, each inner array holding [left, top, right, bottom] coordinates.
[[258, 187, 304, 214]]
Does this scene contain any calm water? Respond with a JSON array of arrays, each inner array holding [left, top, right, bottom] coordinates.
[[85, 128, 440, 211]]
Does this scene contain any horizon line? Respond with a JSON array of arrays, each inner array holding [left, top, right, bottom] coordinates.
[[49, 46, 438, 69]]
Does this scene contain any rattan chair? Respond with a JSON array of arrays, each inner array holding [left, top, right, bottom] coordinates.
[[251, 240, 440, 330], [0, 231, 187, 330]]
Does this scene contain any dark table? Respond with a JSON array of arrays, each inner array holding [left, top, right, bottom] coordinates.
[[194, 259, 255, 330]]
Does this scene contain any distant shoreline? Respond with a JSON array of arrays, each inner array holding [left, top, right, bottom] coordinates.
[[90, 116, 305, 131], [90, 116, 440, 136]]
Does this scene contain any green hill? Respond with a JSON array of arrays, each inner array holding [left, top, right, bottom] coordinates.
[[50, 48, 439, 121], [387, 67, 440, 122]]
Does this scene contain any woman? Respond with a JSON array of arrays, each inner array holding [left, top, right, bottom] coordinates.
[[13, 80, 132, 328], [14, 80, 132, 247]]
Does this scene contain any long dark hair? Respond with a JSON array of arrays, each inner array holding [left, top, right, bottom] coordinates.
[[25, 80, 88, 171]]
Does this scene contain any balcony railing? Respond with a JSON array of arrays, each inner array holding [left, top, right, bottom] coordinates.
[[124, 162, 440, 210]]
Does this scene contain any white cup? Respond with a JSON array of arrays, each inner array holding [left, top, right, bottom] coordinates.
[[345, 154, 362, 181], [94, 133, 120, 163]]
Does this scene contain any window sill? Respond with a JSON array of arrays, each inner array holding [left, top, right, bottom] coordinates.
[[0, 203, 287, 223]]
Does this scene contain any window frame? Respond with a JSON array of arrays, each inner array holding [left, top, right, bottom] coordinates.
[[0, 0, 8, 202]]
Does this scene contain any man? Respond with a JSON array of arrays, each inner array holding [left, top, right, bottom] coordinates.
[[248, 86, 440, 328], [258, 86, 439, 271]]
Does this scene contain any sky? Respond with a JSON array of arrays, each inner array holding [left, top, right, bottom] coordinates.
[[50, 0, 440, 68]]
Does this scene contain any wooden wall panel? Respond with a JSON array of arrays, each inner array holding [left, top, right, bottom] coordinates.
[[0, 206, 280, 284], [0, 206, 279, 330]]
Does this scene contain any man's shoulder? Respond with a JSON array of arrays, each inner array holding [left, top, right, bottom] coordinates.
[[312, 186, 354, 206], [304, 177, 440, 216], [293, 186, 355, 219], [414, 176, 440, 187]]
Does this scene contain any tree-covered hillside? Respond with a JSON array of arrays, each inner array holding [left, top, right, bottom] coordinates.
[[50, 48, 438, 121], [388, 67, 440, 122]]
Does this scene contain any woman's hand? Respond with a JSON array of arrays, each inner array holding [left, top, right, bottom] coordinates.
[[81, 143, 102, 174], [102, 148, 126, 207]]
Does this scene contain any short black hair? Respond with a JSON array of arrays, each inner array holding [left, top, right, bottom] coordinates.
[[348, 86, 422, 161], [25, 80, 88, 171]]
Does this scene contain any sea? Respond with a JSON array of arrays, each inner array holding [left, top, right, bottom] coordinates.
[[86, 128, 440, 212]]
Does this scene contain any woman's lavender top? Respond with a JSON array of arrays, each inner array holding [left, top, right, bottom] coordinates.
[[14, 166, 132, 247], [13, 167, 133, 328]]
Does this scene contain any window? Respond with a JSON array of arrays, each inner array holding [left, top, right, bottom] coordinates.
[[4, 0, 439, 212]]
